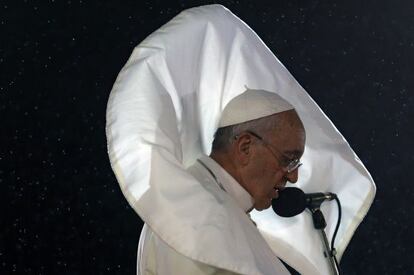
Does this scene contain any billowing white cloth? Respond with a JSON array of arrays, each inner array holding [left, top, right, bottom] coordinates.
[[138, 224, 240, 275], [106, 4, 376, 275]]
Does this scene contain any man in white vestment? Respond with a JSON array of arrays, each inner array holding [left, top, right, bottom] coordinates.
[[105, 5, 375, 275], [137, 89, 305, 275]]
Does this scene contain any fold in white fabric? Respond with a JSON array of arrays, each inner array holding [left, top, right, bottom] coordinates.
[[106, 4, 376, 275]]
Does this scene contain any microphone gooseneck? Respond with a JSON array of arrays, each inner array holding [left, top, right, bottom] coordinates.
[[271, 187, 342, 275]]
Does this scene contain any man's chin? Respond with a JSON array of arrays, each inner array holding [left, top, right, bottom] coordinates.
[[254, 201, 272, 211]]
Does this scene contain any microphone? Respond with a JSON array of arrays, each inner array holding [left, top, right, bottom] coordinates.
[[272, 187, 337, 217]]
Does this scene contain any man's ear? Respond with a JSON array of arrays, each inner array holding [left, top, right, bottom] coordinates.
[[234, 133, 252, 165]]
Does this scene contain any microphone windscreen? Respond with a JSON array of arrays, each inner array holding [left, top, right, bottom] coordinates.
[[272, 187, 307, 217]]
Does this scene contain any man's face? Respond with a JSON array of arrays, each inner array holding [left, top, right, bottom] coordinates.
[[238, 112, 306, 210]]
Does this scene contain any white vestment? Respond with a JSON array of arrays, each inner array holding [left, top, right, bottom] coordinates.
[[137, 155, 290, 275]]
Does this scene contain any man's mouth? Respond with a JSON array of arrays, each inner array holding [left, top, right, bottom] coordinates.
[[272, 186, 285, 199], [271, 188, 280, 199]]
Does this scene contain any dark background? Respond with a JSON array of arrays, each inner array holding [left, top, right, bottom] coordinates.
[[2, 0, 413, 274]]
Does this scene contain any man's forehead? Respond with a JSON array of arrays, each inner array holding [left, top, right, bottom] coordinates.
[[266, 110, 305, 134], [266, 117, 306, 156]]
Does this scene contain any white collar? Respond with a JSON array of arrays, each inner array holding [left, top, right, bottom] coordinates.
[[198, 155, 254, 213]]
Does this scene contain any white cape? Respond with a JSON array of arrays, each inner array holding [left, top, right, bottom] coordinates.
[[106, 4, 376, 275]]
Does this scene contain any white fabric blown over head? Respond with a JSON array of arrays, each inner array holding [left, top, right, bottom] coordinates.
[[106, 4, 376, 275]]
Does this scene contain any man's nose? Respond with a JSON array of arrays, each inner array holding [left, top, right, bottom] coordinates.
[[286, 168, 299, 183]]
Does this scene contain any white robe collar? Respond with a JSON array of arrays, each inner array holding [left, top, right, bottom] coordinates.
[[198, 155, 254, 213]]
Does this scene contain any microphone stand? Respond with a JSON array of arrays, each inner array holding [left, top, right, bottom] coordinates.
[[309, 207, 339, 275]]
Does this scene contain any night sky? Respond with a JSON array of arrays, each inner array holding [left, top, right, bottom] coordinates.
[[2, 0, 413, 274]]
